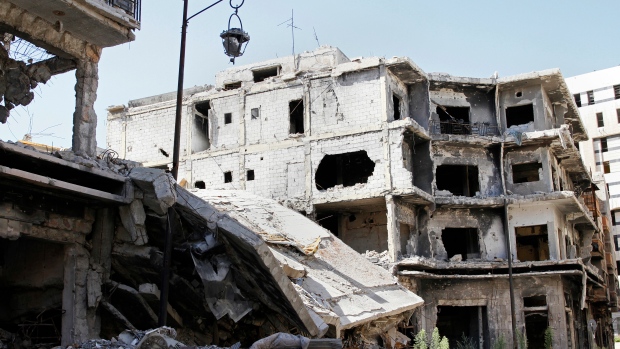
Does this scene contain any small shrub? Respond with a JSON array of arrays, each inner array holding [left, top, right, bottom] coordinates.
[[517, 329, 527, 349], [544, 327, 553, 349], [455, 333, 477, 349], [493, 334, 507, 349], [413, 329, 428, 349]]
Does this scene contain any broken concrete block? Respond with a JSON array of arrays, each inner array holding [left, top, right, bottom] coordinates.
[[87, 269, 102, 308], [129, 168, 177, 215], [449, 254, 462, 262], [118, 199, 148, 245]]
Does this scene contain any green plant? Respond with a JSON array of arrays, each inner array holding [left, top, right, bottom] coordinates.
[[493, 334, 507, 349], [544, 327, 553, 349], [615, 335, 620, 342], [517, 329, 527, 349], [455, 333, 476, 349], [413, 329, 428, 349]]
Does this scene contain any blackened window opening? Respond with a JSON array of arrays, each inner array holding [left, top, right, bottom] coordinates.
[[195, 100, 211, 115], [224, 81, 241, 90], [587, 90, 595, 105], [516, 224, 549, 261], [224, 113, 232, 124], [512, 162, 542, 183], [506, 104, 534, 127], [436, 306, 488, 348], [435, 164, 479, 197], [315, 151, 375, 190], [289, 99, 304, 134], [246, 170, 255, 181], [194, 181, 205, 189], [224, 171, 232, 183], [193, 115, 209, 149], [393, 94, 401, 120], [597, 112, 604, 127], [253, 66, 280, 82], [524, 312, 548, 348], [436, 106, 470, 135], [615, 85, 620, 100], [523, 295, 547, 308], [574, 94, 581, 107], [442, 228, 480, 260], [600, 138, 608, 152]]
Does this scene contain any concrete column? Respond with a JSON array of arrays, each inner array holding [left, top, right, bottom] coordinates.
[[385, 194, 401, 262], [61, 245, 91, 346], [91, 208, 114, 280], [72, 59, 99, 157]]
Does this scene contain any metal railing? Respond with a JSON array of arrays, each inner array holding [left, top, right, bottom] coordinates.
[[429, 120, 500, 137], [106, 0, 141, 22]]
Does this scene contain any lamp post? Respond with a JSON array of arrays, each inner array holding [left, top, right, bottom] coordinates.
[[160, 0, 249, 326]]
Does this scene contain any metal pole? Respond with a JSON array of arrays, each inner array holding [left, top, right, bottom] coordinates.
[[158, 207, 175, 326], [171, 0, 189, 180]]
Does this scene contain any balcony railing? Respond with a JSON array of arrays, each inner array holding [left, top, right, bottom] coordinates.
[[429, 120, 500, 137], [106, 0, 141, 21]]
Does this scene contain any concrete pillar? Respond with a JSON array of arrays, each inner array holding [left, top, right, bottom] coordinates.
[[61, 245, 91, 346], [91, 208, 114, 281], [72, 59, 99, 157], [386, 194, 401, 262]]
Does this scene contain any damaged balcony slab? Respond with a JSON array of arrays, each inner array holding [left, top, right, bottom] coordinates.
[[384, 57, 427, 85], [506, 191, 598, 229], [175, 188, 423, 338], [433, 196, 505, 208], [390, 187, 434, 206], [0, 141, 132, 204]]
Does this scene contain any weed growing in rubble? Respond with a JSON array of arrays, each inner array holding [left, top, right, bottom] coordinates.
[[543, 327, 553, 349], [412, 328, 449, 349], [517, 329, 528, 349], [492, 334, 507, 349], [455, 333, 476, 349]]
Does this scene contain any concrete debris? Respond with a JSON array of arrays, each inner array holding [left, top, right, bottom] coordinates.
[[363, 250, 390, 269], [449, 254, 462, 262], [249, 333, 309, 349]]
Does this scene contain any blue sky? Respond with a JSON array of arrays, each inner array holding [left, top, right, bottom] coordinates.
[[2, 0, 619, 148]]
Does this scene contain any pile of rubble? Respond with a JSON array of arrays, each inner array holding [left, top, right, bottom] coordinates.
[[363, 250, 390, 270]]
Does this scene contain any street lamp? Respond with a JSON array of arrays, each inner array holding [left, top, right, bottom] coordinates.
[[170, 0, 249, 180], [160, 0, 249, 327]]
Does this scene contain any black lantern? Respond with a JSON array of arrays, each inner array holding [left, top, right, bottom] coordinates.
[[220, 0, 249, 63]]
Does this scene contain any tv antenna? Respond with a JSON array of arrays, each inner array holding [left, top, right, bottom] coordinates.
[[313, 27, 320, 47], [278, 9, 301, 56]]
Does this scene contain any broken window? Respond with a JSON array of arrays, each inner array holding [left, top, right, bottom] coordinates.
[[597, 112, 604, 127], [435, 164, 479, 197], [436, 306, 489, 348], [251, 107, 259, 120], [506, 104, 534, 128], [252, 66, 280, 82], [587, 90, 595, 105], [224, 81, 241, 90], [246, 170, 255, 181], [315, 151, 375, 190], [442, 228, 480, 260], [224, 171, 232, 183], [193, 114, 210, 152], [289, 99, 304, 134], [195, 181, 206, 189], [436, 106, 470, 135], [392, 94, 401, 120], [512, 162, 542, 183], [516, 224, 549, 261], [574, 93, 581, 107], [224, 113, 232, 124], [523, 296, 548, 349]]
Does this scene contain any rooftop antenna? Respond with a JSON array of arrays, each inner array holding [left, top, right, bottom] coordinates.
[[313, 27, 320, 47], [278, 9, 301, 56]]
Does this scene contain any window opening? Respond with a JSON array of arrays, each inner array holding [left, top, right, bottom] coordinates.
[[315, 151, 375, 190], [194, 181, 206, 189], [224, 171, 232, 183], [253, 66, 280, 82], [435, 164, 479, 197], [400, 223, 412, 255], [192, 101, 211, 153], [512, 162, 542, 183], [436, 106, 470, 135], [442, 227, 480, 260], [224, 113, 232, 124], [436, 306, 488, 348], [251, 107, 259, 120], [573, 94, 581, 107], [224, 81, 241, 90], [616, 109, 620, 124], [587, 90, 595, 105], [604, 161, 611, 174], [289, 99, 304, 134], [615, 85, 620, 100], [597, 112, 604, 127], [392, 94, 401, 120], [600, 138, 608, 152], [516, 224, 549, 261], [246, 170, 255, 181], [506, 104, 534, 128]]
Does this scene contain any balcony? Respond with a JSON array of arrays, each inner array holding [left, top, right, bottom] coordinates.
[[429, 120, 500, 137], [591, 236, 605, 259], [106, 0, 141, 22]]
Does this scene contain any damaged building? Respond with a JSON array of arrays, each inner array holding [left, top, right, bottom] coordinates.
[[108, 46, 620, 348], [0, 4, 424, 347]]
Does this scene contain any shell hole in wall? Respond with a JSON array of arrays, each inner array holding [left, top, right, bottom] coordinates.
[[315, 150, 375, 190], [194, 181, 206, 189], [516, 91, 523, 97]]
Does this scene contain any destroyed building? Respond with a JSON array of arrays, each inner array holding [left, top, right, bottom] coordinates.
[[108, 46, 620, 348], [0, 6, 424, 347]]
